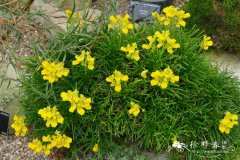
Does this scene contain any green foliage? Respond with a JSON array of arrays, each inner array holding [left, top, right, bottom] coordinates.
[[184, 0, 214, 28], [185, 0, 240, 54], [19, 11, 240, 159], [83, 145, 149, 160]]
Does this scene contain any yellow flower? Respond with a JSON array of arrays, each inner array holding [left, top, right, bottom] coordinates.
[[230, 114, 238, 121], [163, 67, 173, 78], [200, 35, 213, 50], [92, 144, 99, 153], [142, 36, 155, 49], [51, 131, 72, 148], [120, 14, 134, 34], [61, 90, 92, 115], [142, 30, 180, 53], [106, 70, 129, 92], [72, 50, 95, 70], [140, 70, 148, 79], [152, 12, 166, 23], [108, 15, 120, 28], [28, 139, 43, 153], [163, 5, 178, 18], [219, 112, 238, 134], [115, 82, 122, 92], [86, 53, 95, 70], [42, 145, 51, 155], [219, 124, 230, 134], [129, 102, 141, 116], [66, 9, 76, 18], [61, 89, 79, 102], [42, 135, 52, 142], [120, 43, 140, 61], [151, 12, 158, 17], [150, 67, 179, 89], [170, 75, 180, 83], [11, 115, 28, 137], [166, 38, 181, 54], [154, 30, 170, 48], [108, 14, 134, 34], [38, 106, 64, 128], [65, 9, 84, 25], [176, 10, 190, 27], [41, 60, 69, 83], [72, 52, 85, 65], [62, 134, 73, 148], [160, 79, 168, 89], [42, 135, 56, 151], [152, 6, 190, 27], [28, 132, 72, 156]]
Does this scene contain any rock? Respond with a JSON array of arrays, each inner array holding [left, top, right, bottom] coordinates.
[[144, 151, 168, 160], [62, 0, 92, 10], [0, 63, 20, 126], [30, 0, 66, 31], [30, 0, 101, 32], [16, 141, 22, 145], [82, 8, 102, 22]]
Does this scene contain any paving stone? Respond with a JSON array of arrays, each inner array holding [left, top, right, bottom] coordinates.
[[30, 0, 101, 31]]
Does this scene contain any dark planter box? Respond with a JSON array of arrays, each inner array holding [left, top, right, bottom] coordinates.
[[129, 0, 173, 22]]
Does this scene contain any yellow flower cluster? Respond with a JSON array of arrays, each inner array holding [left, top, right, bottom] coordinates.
[[28, 131, 72, 155], [61, 89, 92, 115], [65, 9, 84, 25], [41, 60, 69, 83], [106, 70, 129, 92], [200, 35, 213, 50], [120, 43, 140, 61], [150, 67, 179, 89], [108, 14, 134, 34], [219, 112, 238, 134], [72, 50, 95, 70], [152, 5, 190, 27], [128, 102, 141, 117], [92, 144, 99, 153], [43, 131, 72, 149], [38, 106, 64, 128], [11, 115, 28, 137], [142, 30, 180, 54]]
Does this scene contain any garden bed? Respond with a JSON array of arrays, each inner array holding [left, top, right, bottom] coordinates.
[[1, 1, 240, 160]]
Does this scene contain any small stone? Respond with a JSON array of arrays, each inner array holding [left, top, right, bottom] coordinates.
[[16, 141, 22, 145], [0, 135, 47, 159]]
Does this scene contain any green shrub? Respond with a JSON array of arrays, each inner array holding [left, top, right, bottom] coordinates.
[[15, 6, 240, 159], [185, 0, 240, 54]]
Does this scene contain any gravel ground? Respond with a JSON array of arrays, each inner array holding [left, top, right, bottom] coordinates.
[[0, 135, 47, 160]]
